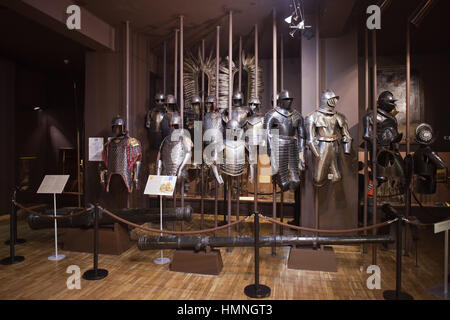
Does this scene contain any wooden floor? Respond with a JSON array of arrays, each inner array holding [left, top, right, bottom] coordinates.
[[0, 213, 447, 300]]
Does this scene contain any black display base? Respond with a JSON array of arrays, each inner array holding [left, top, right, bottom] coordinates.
[[0, 256, 25, 265], [4, 239, 26, 246], [244, 284, 271, 299], [82, 269, 108, 281], [383, 290, 414, 300]]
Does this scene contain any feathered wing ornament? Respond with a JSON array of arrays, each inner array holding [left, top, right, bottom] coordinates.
[[218, 57, 238, 112], [184, 49, 217, 109], [242, 51, 264, 102]]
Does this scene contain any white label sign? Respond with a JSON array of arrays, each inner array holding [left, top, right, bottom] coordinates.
[[88, 137, 104, 161], [434, 219, 450, 234], [144, 175, 177, 196], [37, 175, 70, 194]]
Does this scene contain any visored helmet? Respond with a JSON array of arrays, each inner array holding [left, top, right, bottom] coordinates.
[[111, 115, 125, 135], [378, 91, 397, 113], [154, 93, 165, 104], [279, 90, 294, 110], [232, 91, 244, 106], [191, 95, 201, 105], [320, 90, 339, 108], [166, 94, 176, 105]]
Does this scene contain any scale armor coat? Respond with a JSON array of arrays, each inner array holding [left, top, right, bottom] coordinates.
[[305, 109, 352, 187], [159, 134, 192, 179], [264, 107, 306, 192], [103, 135, 142, 193], [220, 140, 246, 177]]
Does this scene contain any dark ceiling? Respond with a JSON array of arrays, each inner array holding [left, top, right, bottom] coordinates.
[[0, 5, 86, 74]]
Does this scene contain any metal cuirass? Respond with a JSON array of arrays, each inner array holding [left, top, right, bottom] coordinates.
[[146, 106, 165, 149], [413, 146, 446, 194], [160, 135, 190, 178], [204, 112, 225, 144], [264, 107, 305, 191], [103, 135, 142, 193], [363, 109, 402, 149], [223, 106, 250, 126], [246, 114, 265, 147], [220, 140, 246, 177]]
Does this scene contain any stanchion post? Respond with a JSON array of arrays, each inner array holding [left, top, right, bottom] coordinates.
[[383, 217, 414, 300], [4, 189, 26, 246], [244, 212, 271, 298], [83, 205, 108, 280], [1, 194, 25, 265]]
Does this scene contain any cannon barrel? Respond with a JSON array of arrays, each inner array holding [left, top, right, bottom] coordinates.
[[138, 234, 394, 251], [28, 206, 193, 230]]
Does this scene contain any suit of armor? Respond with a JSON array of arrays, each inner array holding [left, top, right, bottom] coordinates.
[[220, 119, 246, 178], [203, 96, 225, 184], [157, 113, 192, 179], [413, 123, 446, 194], [146, 93, 166, 149], [101, 116, 142, 193], [305, 90, 352, 187], [222, 91, 250, 126], [161, 94, 179, 140], [265, 90, 306, 192], [363, 91, 405, 185], [246, 98, 265, 183]]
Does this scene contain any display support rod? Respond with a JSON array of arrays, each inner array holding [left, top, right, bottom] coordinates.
[[163, 41, 167, 95], [83, 205, 108, 280], [179, 15, 185, 232], [271, 8, 277, 257], [48, 193, 65, 261], [363, 27, 369, 255], [244, 211, 271, 299], [236, 34, 242, 233], [0, 191, 24, 265], [280, 35, 284, 91], [238, 36, 242, 92], [383, 217, 414, 300], [4, 189, 25, 246], [154, 196, 170, 264], [214, 25, 220, 235], [371, 29, 378, 265], [404, 21, 412, 256], [253, 23, 259, 213], [200, 38, 205, 230], [125, 21, 130, 135], [226, 10, 233, 249], [174, 29, 178, 103]]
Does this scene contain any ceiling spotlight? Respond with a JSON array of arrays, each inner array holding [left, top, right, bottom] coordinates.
[[285, 0, 311, 38], [34, 106, 41, 111]]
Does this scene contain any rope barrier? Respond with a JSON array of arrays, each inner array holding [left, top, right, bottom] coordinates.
[[100, 207, 253, 235], [13, 201, 94, 220], [258, 214, 399, 235]]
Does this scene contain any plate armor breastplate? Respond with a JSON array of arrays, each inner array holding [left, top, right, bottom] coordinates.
[[364, 110, 401, 148], [246, 114, 266, 147], [161, 136, 188, 177], [146, 108, 165, 149], [220, 140, 246, 176]]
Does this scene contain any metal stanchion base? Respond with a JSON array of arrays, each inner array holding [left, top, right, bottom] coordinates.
[[244, 284, 271, 299], [83, 269, 108, 281], [428, 284, 449, 300], [0, 256, 25, 265], [48, 254, 65, 261], [154, 257, 170, 265], [4, 239, 26, 245], [382, 290, 414, 300]]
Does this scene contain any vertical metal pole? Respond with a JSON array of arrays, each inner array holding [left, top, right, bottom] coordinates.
[[280, 192, 284, 235], [163, 41, 167, 95], [396, 217, 403, 299], [363, 28, 369, 254], [227, 11, 233, 247], [200, 39, 205, 230], [238, 36, 242, 92], [228, 11, 233, 117], [179, 16, 185, 231], [271, 8, 277, 257], [53, 194, 58, 258], [280, 35, 284, 91], [236, 177, 240, 232], [10, 198, 15, 259], [445, 230, 448, 297], [254, 24, 259, 213], [214, 180, 218, 237], [93, 205, 99, 275], [405, 22, 412, 255], [216, 26, 220, 107], [174, 29, 178, 102], [372, 30, 378, 265], [125, 21, 130, 134]]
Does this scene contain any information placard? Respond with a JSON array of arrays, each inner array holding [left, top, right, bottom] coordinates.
[[434, 219, 450, 234], [88, 137, 104, 161], [144, 175, 177, 196], [37, 175, 70, 194]]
